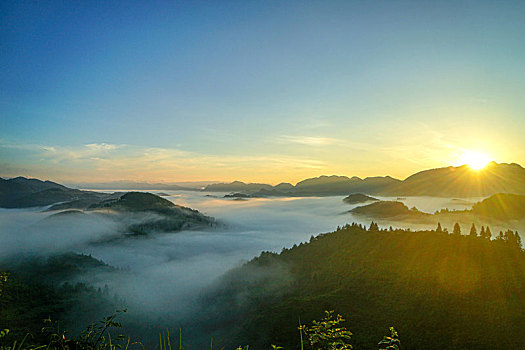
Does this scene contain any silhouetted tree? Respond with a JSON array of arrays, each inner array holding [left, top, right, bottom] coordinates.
[[504, 230, 513, 244], [369, 221, 379, 232], [485, 226, 492, 239], [435, 222, 443, 234], [469, 223, 477, 237], [453, 223, 461, 235], [480, 226, 485, 238], [515, 232, 522, 248]]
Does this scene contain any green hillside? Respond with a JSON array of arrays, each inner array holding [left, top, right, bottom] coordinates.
[[206, 224, 525, 349], [471, 193, 525, 220]]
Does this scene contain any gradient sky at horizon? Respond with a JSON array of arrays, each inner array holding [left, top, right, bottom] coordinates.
[[1, 1, 524, 184]]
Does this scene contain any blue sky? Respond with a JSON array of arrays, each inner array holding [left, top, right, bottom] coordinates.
[[1, 1, 524, 183]]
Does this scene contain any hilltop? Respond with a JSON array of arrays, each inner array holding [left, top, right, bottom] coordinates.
[[204, 224, 525, 349], [87, 192, 217, 234], [349, 193, 525, 224], [471, 193, 525, 220], [385, 162, 525, 197], [202, 162, 525, 198], [350, 200, 429, 219], [342, 193, 379, 204], [0, 177, 108, 208]]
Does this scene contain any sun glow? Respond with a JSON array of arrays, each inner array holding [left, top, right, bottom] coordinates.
[[459, 150, 491, 170]]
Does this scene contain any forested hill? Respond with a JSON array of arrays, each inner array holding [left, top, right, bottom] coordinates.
[[0, 176, 109, 208], [87, 192, 217, 233], [206, 224, 525, 349], [202, 162, 525, 197]]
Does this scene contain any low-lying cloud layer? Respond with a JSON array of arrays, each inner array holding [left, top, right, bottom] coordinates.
[[0, 192, 491, 346]]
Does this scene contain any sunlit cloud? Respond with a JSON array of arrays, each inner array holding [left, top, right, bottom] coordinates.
[[85, 143, 119, 151], [280, 135, 341, 146], [41, 146, 57, 153], [0, 141, 328, 183]]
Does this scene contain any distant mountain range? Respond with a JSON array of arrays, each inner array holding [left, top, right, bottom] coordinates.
[[383, 162, 525, 197], [203, 162, 525, 197], [2, 162, 525, 208], [0, 177, 108, 208]]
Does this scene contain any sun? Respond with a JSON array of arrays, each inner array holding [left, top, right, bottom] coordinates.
[[459, 150, 491, 170]]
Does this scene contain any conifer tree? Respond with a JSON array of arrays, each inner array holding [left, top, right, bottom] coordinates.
[[469, 223, 477, 237], [485, 226, 492, 239], [436, 222, 443, 234], [480, 226, 485, 238], [453, 222, 461, 235], [515, 232, 522, 248]]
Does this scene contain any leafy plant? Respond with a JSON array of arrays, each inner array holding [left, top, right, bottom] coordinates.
[[40, 309, 140, 350], [377, 327, 400, 350], [301, 311, 352, 350]]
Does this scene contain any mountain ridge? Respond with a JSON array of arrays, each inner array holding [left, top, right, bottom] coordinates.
[[203, 162, 525, 197], [3, 162, 525, 208]]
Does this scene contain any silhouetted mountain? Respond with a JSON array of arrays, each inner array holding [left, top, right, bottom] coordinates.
[[342, 193, 379, 204], [471, 193, 525, 220], [274, 183, 294, 192], [89, 191, 175, 211], [204, 176, 400, 197], [350, 201, 428, 218], [204, 181, 273, 193], [6, 161, 525, 209], [293, 175, 401, 196], [386, 162, 525, 197], [0, 177, 108, 208], [203, 162, 525, 198], [88, 192, 216, 233], [349, 193, 525, 226]]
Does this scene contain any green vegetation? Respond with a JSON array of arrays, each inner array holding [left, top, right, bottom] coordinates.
[[0, 302, 397, 350], [471, 193, 525, 220], [351, 193, 525, 227], [0, 254, 122, 347], [349, 201, 428, 219], [87, 192, 217, 234], [0, 177, 108, 209], [3, 223, 524, 349], [206, 223, 525, 349], [342, 194, 378, 205]]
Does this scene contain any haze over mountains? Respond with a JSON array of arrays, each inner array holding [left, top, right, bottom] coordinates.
[[0, 177, 108, 208], [204, 162, 525, 197], [2, 162, 525, 209], [2, 163, 525, 350]]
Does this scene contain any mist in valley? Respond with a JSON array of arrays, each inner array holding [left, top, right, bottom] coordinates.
[[1, 191, 523, 347]]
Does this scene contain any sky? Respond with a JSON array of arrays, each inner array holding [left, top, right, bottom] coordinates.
[[1, 1, 524, 184]]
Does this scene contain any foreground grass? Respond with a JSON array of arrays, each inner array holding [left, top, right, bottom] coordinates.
[[0, 308, 399, 350]]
